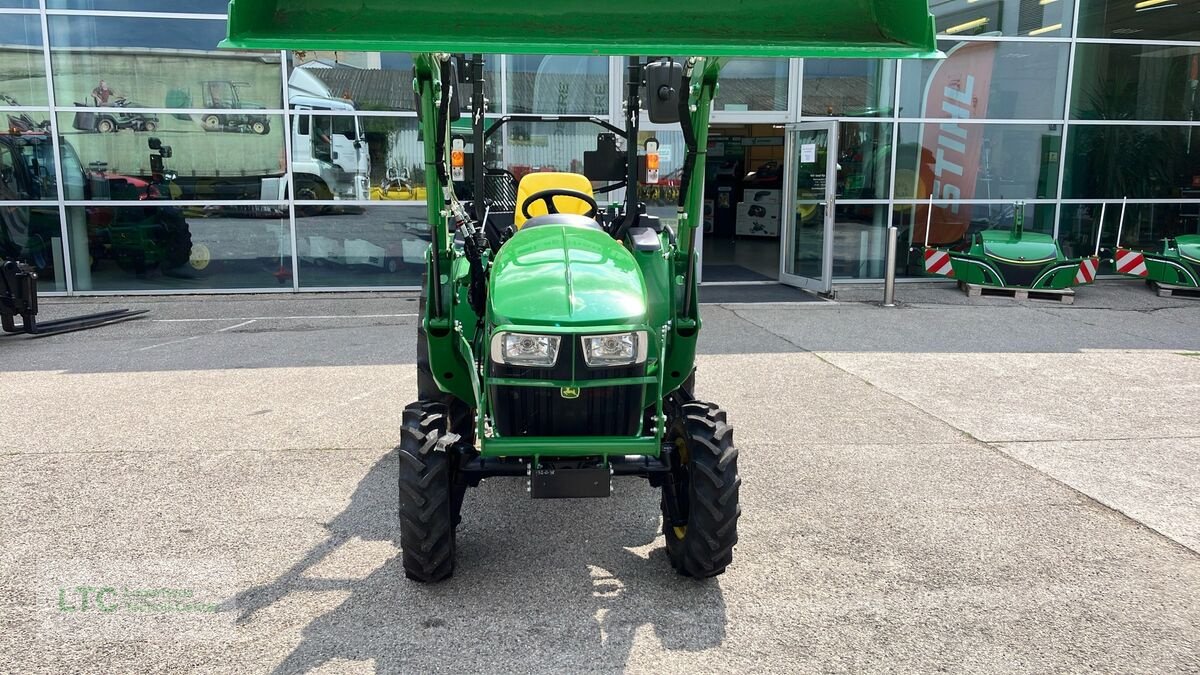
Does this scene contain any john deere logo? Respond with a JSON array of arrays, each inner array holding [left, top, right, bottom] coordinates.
[[560, 386, 581, 399]]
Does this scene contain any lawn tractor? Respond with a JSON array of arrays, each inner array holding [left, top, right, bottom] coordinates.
[[223, 0, 941, 581], [918, 201, 1101, 290]]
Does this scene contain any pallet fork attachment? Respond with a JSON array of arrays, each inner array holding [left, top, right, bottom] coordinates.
[[1, 260, 147, 337]]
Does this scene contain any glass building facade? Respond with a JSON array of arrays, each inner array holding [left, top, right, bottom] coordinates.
[[1, 0, 1198, 293]]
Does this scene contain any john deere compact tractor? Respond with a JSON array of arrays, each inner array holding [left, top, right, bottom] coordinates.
[[224, 0, 941, 581]]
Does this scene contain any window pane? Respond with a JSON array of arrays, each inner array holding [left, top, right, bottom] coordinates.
[[56, 112, 285, 201], [0, 15, 47, 106], [291, 114, 422, 202], [497, 120, 610, 177], [930, 0, 1073, 37], [48, 0, 229, 11], [506, 55, 608, 115], [900, 40, 1069, 120], [896, 123, 1062, 202], [296, 204, 428, 287], [1072, 44, 1200, 122], [838, 122, 893, 201], [1, 206, 66, 292], [894, 202, 1055, 267], [1059, 203, 1200, 274], [67, 205, 291, 291], [0, 113, 58, 201], [1078, 0, 1200, 40], [291, 54, 498, 113], [49, 16, 283, 110], [1064, 125, 1200, 199], [717, 59, 789, 112], [802, 59, 895, 117], [0, 0, 39, 7], [831, 204, 892, 279]]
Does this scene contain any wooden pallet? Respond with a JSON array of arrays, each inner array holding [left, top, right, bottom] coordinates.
[[959, 281, 1075, 304], [1152, 282, 1200, 299]]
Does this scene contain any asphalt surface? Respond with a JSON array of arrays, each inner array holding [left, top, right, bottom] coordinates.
[[2, 280, 1199, 673]]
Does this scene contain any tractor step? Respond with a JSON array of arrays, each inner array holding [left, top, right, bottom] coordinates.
[[1151, 282, 1200, 300], [959, 282, 1075, 304]]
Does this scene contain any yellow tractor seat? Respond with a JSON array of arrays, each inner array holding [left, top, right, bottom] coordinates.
[[514, 172, 595, 229]]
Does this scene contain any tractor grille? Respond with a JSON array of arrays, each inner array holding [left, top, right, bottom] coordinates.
[[490, 384, 643, 437], [489, 338, 645, 437]]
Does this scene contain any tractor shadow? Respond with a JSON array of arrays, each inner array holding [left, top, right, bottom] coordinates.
[[225, 452, 728, 673]]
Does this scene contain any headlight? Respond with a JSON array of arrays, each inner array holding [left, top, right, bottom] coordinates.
[[581, 331, 648, 367], [491, 332, 561, 367]]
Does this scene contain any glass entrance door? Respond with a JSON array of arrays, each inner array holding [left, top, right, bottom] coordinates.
[[779, 122, 838, 293]]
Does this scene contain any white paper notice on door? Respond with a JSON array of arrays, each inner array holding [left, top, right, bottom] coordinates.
[[801, 144, 817, 164]]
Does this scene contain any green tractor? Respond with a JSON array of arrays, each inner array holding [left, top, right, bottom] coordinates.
[[224, 0, 940, 581]]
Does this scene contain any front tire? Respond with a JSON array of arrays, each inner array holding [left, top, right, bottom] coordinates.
[[398, 401, 458, 583], [662, 400, 741, 578]]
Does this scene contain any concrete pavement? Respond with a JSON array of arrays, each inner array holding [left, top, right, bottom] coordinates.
[[1, 281, 1198, 673]]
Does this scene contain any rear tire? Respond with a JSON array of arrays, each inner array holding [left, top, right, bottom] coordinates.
[[662, 400, 741, 578], [398, 401, 458, 583]]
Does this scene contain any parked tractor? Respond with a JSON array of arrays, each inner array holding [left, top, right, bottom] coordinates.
[[71, 96, 160, 134], [223, 0, 940, 581], [166, 80, 272, 135]]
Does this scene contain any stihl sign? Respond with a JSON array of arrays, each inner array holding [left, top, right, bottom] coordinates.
[[915, 41, 997, 246]]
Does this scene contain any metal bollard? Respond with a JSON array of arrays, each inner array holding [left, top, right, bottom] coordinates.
[[882, 226, 898, 307]]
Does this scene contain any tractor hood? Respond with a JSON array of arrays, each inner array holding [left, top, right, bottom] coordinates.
[[488, 225, 647, 327]]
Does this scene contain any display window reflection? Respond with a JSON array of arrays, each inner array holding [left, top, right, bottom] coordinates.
[[0, 205, 65, 291], [56, 112, 285, 201], [1072, 44, 1200, 122], [65, 205, 292, 291], [895, 123, 1062, 204], [899, 40, 1069, 121], [49, 16, 283, 113], [291, 114, 422, 203], [0, 15, 48, 107], [929, 0, 1073, 37], [1064, 125, 1200, 199], [296, 204, 429, 287], [1078, 0, 1200, 40], [716, 59, 789, 112], [1, 114, 59, 201], [802, 59, 896, 118], [291, 53, 498, 113], [507, 55, 608, 115], [48, 0, 229, 11]]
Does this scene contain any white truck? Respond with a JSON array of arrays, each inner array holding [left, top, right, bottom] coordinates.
[[277, 66, 371, 203]]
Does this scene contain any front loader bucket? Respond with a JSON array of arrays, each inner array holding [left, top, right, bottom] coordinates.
[[222, 0, 940, 59]]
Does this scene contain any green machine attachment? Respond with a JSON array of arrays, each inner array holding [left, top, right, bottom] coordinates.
[[1114, 237, 1200, 291], [224, 0, 940, 582], [1101, 199, 1200, 292], [920, 201, 1098, 291], [224, 0, 940, 58]]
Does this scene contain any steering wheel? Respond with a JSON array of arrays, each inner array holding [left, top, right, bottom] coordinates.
[[520, 188, 598, 221]]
